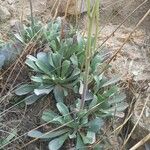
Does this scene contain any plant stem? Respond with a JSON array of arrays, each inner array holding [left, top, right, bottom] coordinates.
[[80, 0, 99, 110], [29, 0, 35, 34], [80, 19, 93, 109]]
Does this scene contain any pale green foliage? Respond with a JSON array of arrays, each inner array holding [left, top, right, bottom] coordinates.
[[15, 51, 81, 104], [13, 20, 43, 44], [12, 2, 129, 148], [14, 20, 87, 104], [1, 1, 129, 149], [28, 102, 104, 150], [14, 19, 128, 148]]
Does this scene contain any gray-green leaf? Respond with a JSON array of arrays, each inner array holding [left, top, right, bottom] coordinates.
[[61, 60, 70, 78], [15, 84, 35, 95], [87, 117, 104, 133], [34, 86, 53, 95], [53, 86, 65, 102], [24, 94, 42, 105], [42, 110, 59, 123], [80, 132, 95, 144], [28, 129, 70, 140], [57, 102, 69, 115], [76, 133, 85, 150], [48, 132, 69, 150], [25, 59, 40, 72]]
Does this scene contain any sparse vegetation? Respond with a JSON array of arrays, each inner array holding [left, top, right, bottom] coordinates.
[[0, 0, 150, 150]]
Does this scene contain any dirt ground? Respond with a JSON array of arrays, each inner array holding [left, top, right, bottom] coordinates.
[[0, 0, 150, 149]]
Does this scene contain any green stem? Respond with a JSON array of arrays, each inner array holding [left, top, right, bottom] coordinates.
[[80, 0, 100, 110], [80, 21, 93, 109], [29, 0, 35, 34]]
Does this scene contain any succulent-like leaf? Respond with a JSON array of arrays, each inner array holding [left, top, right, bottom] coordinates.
[[48, 52, 55, 67], [106, 102, 128, 113], [85, 90, 93, 101], [85, 131, 96, 144], [56, 102, 72, 121], [31, 76, 44, 83], [25, 59, 40, 72], [26, 55, 37, 61], [93, 74, 103, 93], [34, 86, 53, 95], [102, 86, 118, 98], [35, 59, 51, 75], [80, 132, 95, 145], [42, 110, 59, 123], [48, 132, 69, 150], [52, 116, 65, 124], [37, 52, 48, 65], [51, 52, 62, 75], [87, 117, 104, 133], [63, 68, 80, 84], [28, 129, 70, 140], [99, 102, 128, 118], [24, 94, 42, 105], [61, 60, 70, 78], [50, 40, 57, 51], [69, 130, 77, 139], [70, 54, 78, 66], [93, 144, 104, 150], [80, 115, 88, 125], [53, 86, 65, 102], [15, 84, 35, 95], [76, 133, 85, 150]]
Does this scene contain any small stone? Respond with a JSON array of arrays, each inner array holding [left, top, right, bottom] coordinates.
[[0, 6, 11, 21]]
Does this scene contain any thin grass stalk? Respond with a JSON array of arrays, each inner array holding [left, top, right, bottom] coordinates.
[[80, 0, 100, 109], [29, 0, 35, 35]]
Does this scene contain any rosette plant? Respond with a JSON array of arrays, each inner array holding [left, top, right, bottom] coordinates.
[[15, 51, 80, 104], [28, 101, 104, 150], [27, 86, 128, 150]]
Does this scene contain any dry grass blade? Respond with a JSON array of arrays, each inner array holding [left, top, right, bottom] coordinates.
[[0, 96, 110, 149], [0, 111, 75, 149], [20, 120, 74, 149], [20, 100, 106, 148], [0, 53, 82, 116], [100, 8, 150, 75], [0, 1, 149, 149], [98, 0, 148, 49], [121, 96, 150, 149], [0, 99, 26, 118], [99, 0, 134, 32], [64, 0, 71, 19], [129, 133, 150, 150], [91, 113, 133, 149], [90, 84, 147, 149]]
